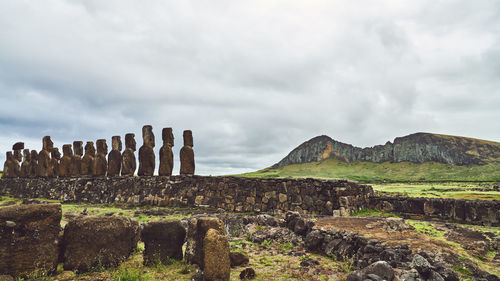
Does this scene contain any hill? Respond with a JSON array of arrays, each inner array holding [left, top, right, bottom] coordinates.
[[242, 133, 500, 183], [273, 132, 500, 167]]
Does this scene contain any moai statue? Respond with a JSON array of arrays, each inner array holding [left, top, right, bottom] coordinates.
[[48, 148, 61, 177], [179, 130, 195, 175], [59, 144, 73, 177], [3, 151, 20, 178], [29, 150, 38, 178], [13, 142, 24, 164], [81, 141, 95, 176], [159, 128, 174, 176], [37, 136, 53, 177], [121, 133, 136, 176], [93, 139, 108, 177], [107, 136, 122, 177], [20, 149, 31, 177], [70, 141, 83, 176], [138, 125, 155, 176]]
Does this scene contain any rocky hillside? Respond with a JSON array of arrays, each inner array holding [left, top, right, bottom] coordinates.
[[273, 133, 500, 167]]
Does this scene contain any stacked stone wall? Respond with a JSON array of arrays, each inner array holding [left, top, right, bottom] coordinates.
[[0, 176, 373, 215]]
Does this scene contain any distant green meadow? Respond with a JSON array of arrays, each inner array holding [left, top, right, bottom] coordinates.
[[238, 158, 500, 200]]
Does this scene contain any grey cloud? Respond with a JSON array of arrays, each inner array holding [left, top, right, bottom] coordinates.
[[1, 1, 499, 173]]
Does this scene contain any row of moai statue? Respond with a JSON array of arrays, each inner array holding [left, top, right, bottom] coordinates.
[[2, 126, 195, 178]]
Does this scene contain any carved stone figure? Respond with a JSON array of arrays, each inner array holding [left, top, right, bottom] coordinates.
[[138, 125, 155, 176], [37, 136, 53, 177], [81, 142, 95, 176], [48, 148, 61, 177], [3, 151, 20, 178], [121, 133, 136, 176], [20, 149, 31, 177], [107, 136, 122, 177], [93, 139, 108, 177], [59, 144, 73, 177], [159, 128, 174, 176], [180, 130, 195, 175], [13, 142, 24, 163], [70, 141, 83, 176], [29, 150, 38, 178]]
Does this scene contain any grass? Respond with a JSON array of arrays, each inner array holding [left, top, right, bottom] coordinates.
[[239, 158, 500, 183], [350, 208, 399, 217]]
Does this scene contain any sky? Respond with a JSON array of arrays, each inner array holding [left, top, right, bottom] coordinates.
[[1, 0, 499, 175]]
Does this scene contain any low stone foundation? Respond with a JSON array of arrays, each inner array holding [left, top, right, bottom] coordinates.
[[370, 196, 500, 226], [0, 176, 373, 215]]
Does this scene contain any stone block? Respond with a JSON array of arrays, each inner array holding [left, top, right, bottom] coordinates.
[[141, 220, 186, 265], [185, 217, 225, 268], [203, 228, 230, 281], [0, 203, 61, 277], [62, 216, 139, 272]]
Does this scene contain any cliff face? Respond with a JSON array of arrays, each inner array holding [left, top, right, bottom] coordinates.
[[274, 133, 500, 167]]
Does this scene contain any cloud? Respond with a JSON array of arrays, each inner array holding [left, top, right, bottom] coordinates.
[[0, 0, 499, 174]]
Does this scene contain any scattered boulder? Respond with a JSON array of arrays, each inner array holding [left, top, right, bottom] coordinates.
[[141, 220, 186, 265], [383, 217, 414, 231], [305, 229, 325, 251], [230, 252, 249, 267], [0, 203, 61, 277], [347, 261, 394, 281], [62, 216, 139, 272], [255, 214, 279, 227], [410, 254, 433, 277], [203, 228, 230, 281], [240, 267, 256, 280], [185, 217, 225, 268], [0, 275, 14, 281]]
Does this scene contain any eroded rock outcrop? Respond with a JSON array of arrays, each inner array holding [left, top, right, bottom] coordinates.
[[141, 220, 186, 265]]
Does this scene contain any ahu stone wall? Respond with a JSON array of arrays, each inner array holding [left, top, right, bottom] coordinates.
[[0, 176, 373, 215]]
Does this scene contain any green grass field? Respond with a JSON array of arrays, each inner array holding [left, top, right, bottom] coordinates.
[[240, 158, 500, 182]]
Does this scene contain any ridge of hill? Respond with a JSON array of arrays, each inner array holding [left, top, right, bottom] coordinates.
[[273, 132, 500, 168]]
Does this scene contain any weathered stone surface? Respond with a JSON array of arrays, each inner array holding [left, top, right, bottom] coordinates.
[[121, 134, 136, 176], [81, 141, 95, 176], [59, 144, 73, 177], [230, 252, 249, 267], [62, 216, 139, 272], [28, 150, 38, 178], [141, 220, 186, 265], [93, 139, 108, 177], [159, 128, 174, 176], [70, 141, 83, 176], [180, 130, 195, 175], [19, 149, 31, 177], [203, 228, 230, 281], [37, 136, 53, 177], [107, 136, 122, 177], [12, 143, 23, 164], [2, 152, 20, 178], [48, 148, 60, 177], [0, 203, 61, 277], [185, 217, 225, 268], [138, 125, 155, 176], [347, 261, 394, 281]]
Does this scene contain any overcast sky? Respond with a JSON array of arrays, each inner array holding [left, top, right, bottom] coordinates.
[[1, 0, 499, 175]]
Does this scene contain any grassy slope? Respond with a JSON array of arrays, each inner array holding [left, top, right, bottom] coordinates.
[[240, 158, 500, 182]]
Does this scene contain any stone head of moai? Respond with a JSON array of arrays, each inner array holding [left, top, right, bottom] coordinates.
[[96, 139, 108, 155], [112, 136, 122, 151], [183, 130, 193, 147], [51, 147, 61, 160], [125, 133, 136, 151], [13, 142, 24, 162], [62, 144, 73, 158], [142, 125, 155, 148], [31, 150, 38, 160], [163, 128, 174, 146], [73, 141, 83, 157], [42, 136, 54, 151], [6, 151, 13, 161], [23, 149, 31, 162], [84, 141, 96, 156]]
